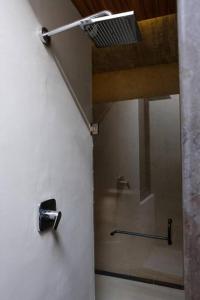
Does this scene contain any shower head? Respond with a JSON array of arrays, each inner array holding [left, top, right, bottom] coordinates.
[[82, 11, 141, 48], [40, 10, 141, 48]]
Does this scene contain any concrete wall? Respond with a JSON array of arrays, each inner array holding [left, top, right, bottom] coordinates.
[[0, 1, 94, 300], [178, 1, 200, 297]]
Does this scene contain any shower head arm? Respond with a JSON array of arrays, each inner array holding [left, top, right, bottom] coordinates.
[[40, 10, 112, 45], [83, 10, 112, 20]]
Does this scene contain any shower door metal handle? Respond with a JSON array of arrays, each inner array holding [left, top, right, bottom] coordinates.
[[111, 218, 173, 245], [38, 199, 62, 232]]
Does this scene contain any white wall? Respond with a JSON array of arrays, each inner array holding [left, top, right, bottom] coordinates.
[[0, 1, 94, 300], [94, 101, 140, 197], [29, 0, 92, 122]]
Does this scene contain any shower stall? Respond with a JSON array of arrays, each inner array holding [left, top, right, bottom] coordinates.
[[94, 96, 183, 288]]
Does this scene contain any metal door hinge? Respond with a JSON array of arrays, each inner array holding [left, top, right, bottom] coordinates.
[[90, 123, 99, 135]]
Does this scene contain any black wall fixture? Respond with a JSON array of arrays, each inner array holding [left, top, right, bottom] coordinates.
[[38, 199, 62, 232]]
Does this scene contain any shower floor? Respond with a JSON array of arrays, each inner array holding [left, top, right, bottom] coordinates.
[[95, 193, 183, 285], [95, 275, 185, 300]]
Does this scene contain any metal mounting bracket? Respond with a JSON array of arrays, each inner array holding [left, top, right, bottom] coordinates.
[[40, 27, 51, 46], [90, 123, 99, 135]]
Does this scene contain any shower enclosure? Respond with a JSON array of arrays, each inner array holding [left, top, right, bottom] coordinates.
[[94, 96, 183, 287]]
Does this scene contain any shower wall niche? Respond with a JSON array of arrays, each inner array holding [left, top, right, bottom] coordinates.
[[94, 96, 183, 286]]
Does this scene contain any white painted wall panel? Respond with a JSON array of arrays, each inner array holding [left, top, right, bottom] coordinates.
[[0, 1, 94, 300]]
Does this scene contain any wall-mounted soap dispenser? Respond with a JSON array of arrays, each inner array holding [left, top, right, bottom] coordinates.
[[38, 199, 62, 232]]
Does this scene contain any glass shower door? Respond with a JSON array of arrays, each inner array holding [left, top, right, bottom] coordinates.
[[94, 96, 183, 287]]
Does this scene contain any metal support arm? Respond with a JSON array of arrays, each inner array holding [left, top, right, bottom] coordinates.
[[40, 10, 112, 45]]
